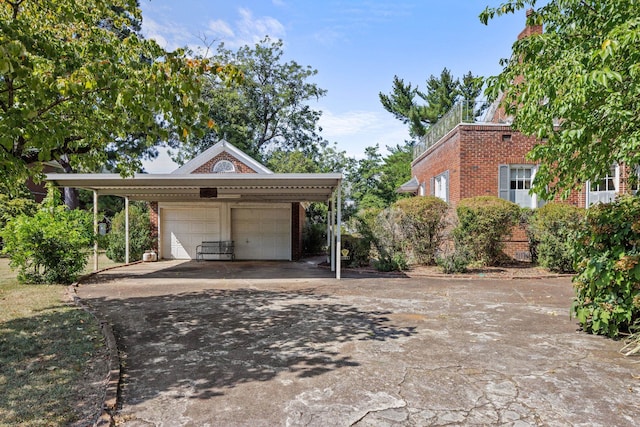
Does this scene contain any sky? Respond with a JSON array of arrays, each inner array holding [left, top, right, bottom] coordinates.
[[137, 0, 529, 173]]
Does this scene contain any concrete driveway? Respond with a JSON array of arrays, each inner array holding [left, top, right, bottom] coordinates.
[[77, 260, 639, 426]]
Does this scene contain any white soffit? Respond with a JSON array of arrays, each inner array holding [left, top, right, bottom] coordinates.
[[45, 173, 342, 203]]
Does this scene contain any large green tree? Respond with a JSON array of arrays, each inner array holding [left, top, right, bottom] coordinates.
[[172, 37, 327, 164], [379, 68, 484, 138], [481, 0, 640, 198], [351, 143, 413, 210], [0, 0, 237, 194]]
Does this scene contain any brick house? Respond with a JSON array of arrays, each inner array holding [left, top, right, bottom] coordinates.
[[398, 16, 638, 259]]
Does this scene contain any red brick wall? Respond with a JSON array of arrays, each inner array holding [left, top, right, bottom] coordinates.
[[191, 152, 259, 174], [460, 125, 537, 203], [149, 201, 159, 251], [412, 124, 586, 208], [291, 202, 304, 260], [412, 128, 461, 203]]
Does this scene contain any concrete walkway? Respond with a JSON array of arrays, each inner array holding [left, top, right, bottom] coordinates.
[[77, 260, 639, 426]]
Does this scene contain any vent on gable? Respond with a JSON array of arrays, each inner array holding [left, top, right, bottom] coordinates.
[[212, 160, 235, 173]]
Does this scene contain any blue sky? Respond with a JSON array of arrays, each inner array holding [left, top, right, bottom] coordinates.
[[138, 0, 529, 172]]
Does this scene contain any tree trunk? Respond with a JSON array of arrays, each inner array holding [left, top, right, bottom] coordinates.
[[58, 157, 79, 209]]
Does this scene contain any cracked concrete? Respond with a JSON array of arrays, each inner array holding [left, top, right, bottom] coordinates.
[[76, 260, 640, 426]]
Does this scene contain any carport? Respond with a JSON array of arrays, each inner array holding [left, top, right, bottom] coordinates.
[[46, 173, 345, 279]]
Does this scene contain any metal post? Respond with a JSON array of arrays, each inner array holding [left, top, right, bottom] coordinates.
[[330, 194, 335, 272], [326, 200, 331, 265], [125, 196, 130, 264], [93, 190, 98, 272], [336, 182, 342, 280]]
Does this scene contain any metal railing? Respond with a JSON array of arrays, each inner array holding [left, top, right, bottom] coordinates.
[[413, 100, 489, 159]]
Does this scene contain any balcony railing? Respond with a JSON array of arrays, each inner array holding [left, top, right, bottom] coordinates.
[[413, 100, 489, 159]]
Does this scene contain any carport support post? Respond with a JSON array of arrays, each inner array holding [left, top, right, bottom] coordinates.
[[93, 190, 99, 272], [336, 182, 342, 280], [326, 200, 331, 266], [125, 196, 130, 264], [330, 196, 335, 272]]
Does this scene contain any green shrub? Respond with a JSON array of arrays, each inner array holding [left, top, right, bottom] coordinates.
[[529, 203, 585, 273], [453, 196, 520, 266], [394, 196, 449, 265], [572, 195, 640, 337], [355, 207, 406, 271], [340, 234, 371, 267], [303, 222, 326, 255], [0, 187, 93, 284], [374, 252, 408, 272], [436, 247, 471, 274], [106, 204, 151, 263]]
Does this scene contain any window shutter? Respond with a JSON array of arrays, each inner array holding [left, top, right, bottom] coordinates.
[[430, 177, 435, 196], [498, 164, 509, 200], [444, 170, 450, 202]]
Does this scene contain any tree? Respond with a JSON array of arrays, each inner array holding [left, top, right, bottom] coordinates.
[[350, 143, 412, 210], [0, 0, 238, 197], [480, 1, 640, 199], [380, 69, 484, 138], [173, 37, 327, 164]]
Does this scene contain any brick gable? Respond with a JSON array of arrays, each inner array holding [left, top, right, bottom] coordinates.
[[191, 152, 259, 174]]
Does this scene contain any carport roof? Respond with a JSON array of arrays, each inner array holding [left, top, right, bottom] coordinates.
[[46, 173, 342, 203]]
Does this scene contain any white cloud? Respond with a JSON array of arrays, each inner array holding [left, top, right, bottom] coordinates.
[[208, 8, 286, 48], [319, 109, 410, 158], [208, 19, 235, 38], [141, 16, 192, 52]]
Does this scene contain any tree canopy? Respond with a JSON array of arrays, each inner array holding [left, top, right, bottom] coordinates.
[[172, 37, 327, 165], [481, 0, 640, 199], [379, 68, 484, 138], [350, 143, 413, 210], [0, 0, 238, 187]]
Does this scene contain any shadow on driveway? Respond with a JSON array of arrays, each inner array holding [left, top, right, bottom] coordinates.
[[83, 287, 416, 404]]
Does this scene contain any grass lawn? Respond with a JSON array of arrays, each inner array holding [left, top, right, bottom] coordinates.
[[0, 255, 117, 426]]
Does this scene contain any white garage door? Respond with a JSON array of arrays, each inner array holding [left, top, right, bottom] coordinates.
[[161, 207, 220, 259], [232, 207, 290, 260]]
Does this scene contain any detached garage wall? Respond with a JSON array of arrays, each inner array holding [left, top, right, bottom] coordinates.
[[152, 202, 297, 261]]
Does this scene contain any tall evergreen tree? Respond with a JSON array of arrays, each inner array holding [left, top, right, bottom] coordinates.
[[379, 68, 484, 138]]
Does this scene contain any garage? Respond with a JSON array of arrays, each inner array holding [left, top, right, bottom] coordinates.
[[46, 139, 345, 278], [232, 206, 290, 260], [161, 207, 220, 259]]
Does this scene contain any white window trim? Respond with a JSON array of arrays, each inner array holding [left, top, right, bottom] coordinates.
[[432, 170, 449, 203], [498, 164, 541, 209], [586, 164, 619, 207], [212, 159, 236, 173]]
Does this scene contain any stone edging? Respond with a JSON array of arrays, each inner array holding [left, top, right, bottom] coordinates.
[[319, 263, 573, 280], [68, 261, 143, 427]]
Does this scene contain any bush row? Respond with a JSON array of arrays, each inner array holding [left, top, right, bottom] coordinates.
[[349, 195, 585, 275]]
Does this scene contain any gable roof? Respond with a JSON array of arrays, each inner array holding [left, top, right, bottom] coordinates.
[[397, 176, 419, 193], [171, 140, 273, 175]]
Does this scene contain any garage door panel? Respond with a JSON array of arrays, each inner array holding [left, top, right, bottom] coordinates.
[[232, 207, 290, 260], [162, 207, 220, 259]]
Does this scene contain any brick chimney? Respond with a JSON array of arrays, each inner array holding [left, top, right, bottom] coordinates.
[[517, 9, 543, 40], [488, 9, 543, 123]]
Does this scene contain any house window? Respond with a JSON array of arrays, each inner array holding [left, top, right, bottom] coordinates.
[[587, 165, 618, 207], [498, 164, 542, 208], [430, 171, 449, 202], [212, 160, 235, 173]]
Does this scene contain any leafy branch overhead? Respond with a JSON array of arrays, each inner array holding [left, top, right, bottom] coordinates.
[[0, 0, 240, 183], [481, 0, 640, 199]]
